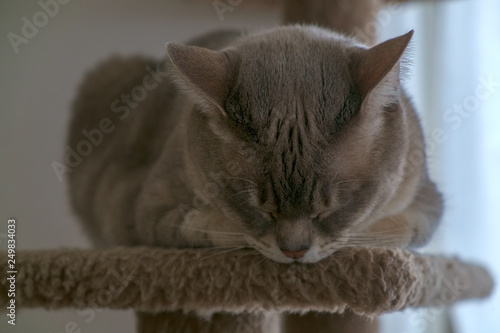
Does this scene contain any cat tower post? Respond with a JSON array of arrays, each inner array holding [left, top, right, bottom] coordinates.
[[283, 0, 384, 45], [282, 0, 383, 330]]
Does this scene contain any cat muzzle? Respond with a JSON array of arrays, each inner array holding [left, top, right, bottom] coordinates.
[[280, 248, 309, 259]]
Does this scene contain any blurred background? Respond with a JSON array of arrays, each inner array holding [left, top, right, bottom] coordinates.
[[0, 0, 498, 332]]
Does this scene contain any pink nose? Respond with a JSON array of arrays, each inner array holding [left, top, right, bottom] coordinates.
[[281, 248, 308, 259]]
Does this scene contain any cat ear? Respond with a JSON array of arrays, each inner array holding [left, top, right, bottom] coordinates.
[[351, 30, 413, 101], [166, 43, 237, 116]]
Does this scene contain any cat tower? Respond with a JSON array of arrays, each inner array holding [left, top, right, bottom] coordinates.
[[0, 1, 493, 332], [0, 247, 493, 332]]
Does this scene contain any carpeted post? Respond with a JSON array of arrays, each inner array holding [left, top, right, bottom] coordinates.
[[136, 311, 271, 333]]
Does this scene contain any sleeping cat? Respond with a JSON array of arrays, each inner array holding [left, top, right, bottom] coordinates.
[[68, 25, 443, 263]]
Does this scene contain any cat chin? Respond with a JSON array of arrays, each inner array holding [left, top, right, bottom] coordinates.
[[296, 246, 337, 263], [246, 234, 335, 264], [257, 247, 333, 264]]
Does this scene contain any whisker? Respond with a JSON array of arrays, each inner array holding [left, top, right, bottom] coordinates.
[[245, 237, 268, 249], [236, 196, 255, 209], [345, 235, 408, 242], [345, 235, 405, 240], [251, 255, 269, 267], [236, 249, 260, 259], [227, 189, 255, 199], [196, 246, 248, 261], [169, 224, 246, 236], [332, 168, 340, 181], [331, 178, 369, 186], [183, 238, 247, 243], [320, 235, 403, 251], [225, 177, 257, 186], [351, 227, 409, 235]]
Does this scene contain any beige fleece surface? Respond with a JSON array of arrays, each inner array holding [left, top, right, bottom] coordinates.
[[0, 246, 493, 317]]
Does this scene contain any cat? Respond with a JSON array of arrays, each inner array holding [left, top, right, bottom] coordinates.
[[68, 25, 443, 264]]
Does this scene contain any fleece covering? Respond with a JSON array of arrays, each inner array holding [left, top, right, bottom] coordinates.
[[0, 247, 492, 318]]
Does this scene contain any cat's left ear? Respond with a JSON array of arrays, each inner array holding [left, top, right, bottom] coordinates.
[[166, 43, 238, 116], [351, 30, 413, 102]]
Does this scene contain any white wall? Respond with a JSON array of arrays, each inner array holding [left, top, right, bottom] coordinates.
[[0, 1, 278, 332]]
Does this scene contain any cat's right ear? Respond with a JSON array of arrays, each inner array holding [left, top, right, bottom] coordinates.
[[166, 43, 238, 116]]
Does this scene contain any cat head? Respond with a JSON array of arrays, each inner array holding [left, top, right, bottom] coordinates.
[[167, 26, 413, 263]]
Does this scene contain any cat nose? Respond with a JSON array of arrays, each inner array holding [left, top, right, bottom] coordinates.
[[281, 248, 309, 259]]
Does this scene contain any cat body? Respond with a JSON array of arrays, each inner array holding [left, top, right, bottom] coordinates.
[[68, 25, 442, 263]]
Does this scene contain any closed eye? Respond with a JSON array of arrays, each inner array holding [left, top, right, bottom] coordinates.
[[256, 208, 277, 221], [311, 210, 334, 221]]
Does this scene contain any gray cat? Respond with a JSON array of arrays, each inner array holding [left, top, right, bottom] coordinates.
[[68, 25, 443, 263]]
